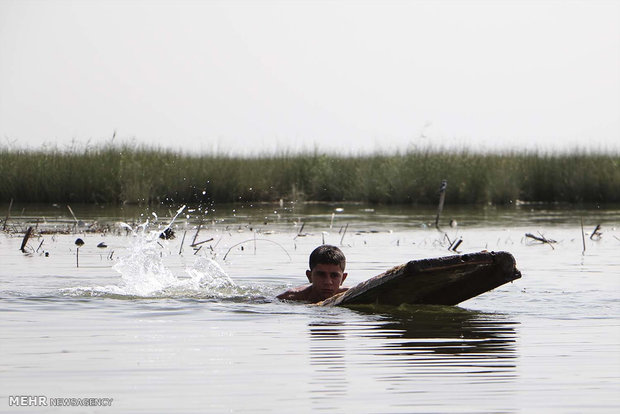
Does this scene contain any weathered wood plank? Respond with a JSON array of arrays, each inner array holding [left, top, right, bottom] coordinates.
[[319, 251, 521, 307]]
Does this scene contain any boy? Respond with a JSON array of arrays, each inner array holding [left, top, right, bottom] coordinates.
[[277, 245, 348, 303]]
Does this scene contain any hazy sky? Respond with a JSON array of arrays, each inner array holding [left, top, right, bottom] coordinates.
[[0, 0, 618, 154]]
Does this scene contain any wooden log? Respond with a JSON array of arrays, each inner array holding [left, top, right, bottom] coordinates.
[[319, 251, 521, 307]]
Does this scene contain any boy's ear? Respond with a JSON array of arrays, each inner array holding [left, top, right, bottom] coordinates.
[[340, 272, 348, 285], [306, 270, 312, 283]]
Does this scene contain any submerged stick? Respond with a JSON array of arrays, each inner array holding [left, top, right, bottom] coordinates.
[[525, 233, 556, 244], [340, 223, 349, 246], [67, 205, 79, 226], [222, 238, 291, 261], [294, 222, 306, 240], [190, 237, 214, 247], [179, 230, 187, 255], [435, 179, 447, 230], [20, 226, 33, 253], [590, 224, 602, 241], [3, 198, 13, 231], [451, 238, 463, 252], [525, 232, 556, 250], [192, 220, 203, 246], [581, 217, 586, 255]]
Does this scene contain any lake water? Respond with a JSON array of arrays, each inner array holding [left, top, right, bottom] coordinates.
[[1, 202, 619, 413]]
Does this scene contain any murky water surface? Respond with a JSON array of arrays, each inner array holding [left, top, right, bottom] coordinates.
[[1, 203, 619, 413]]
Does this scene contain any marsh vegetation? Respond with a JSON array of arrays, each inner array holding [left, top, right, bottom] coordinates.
[[1, 144, 618, 205]]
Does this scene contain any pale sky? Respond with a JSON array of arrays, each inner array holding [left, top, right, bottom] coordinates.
[[0, 0, 618, 154]]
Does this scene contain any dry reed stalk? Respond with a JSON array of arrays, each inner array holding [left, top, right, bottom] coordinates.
[[435, 179, 447, 230], [192, 220, 203, 246], [581, 218, 586, 255], [67, 205, 79, 226], [3, 198, 13, 231], [179, 230, 187, 255], [340, 223, 349, 245]]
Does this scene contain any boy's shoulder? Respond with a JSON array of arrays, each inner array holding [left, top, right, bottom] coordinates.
[[276, 285, 313, 302]]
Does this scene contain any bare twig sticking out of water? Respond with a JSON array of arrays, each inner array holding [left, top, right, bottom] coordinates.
[[222, 238, 291, 261], [340, 223, 349, 246], [525, 232, 557, 249], [192, 220, 203, 246], [330, 213, 335, 229], [590, 224, 602, 241], [449, 237, 463, 252], [179, 230, 187, 255], [190, 237, 214, 248], [20, 226, 33, 253], [294, 222, 307, 240], [581, 217, 586, 255], [435, 179, 447, 231], [67, 205, 79, 226], [3, 198, 13, 231]]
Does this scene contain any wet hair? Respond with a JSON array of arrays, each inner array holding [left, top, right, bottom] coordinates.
[[309, 245, 346, 271]]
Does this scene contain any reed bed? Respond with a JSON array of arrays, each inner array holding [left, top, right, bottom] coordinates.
[[1, 144, 618, 205]]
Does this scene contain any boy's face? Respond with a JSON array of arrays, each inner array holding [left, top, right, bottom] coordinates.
[[306, 263, 347, 300]]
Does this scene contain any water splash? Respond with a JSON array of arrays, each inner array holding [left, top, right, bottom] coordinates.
[[64, 214, 264, 300]]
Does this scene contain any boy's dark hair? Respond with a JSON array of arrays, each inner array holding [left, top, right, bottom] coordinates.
[[309, 245, 346, 271]]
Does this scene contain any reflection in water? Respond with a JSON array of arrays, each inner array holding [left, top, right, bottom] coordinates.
[[308, 321, 348, 410], [308, 306, 518, 411]]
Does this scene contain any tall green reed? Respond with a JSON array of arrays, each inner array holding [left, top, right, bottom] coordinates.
[[0, 144, 618, 205]]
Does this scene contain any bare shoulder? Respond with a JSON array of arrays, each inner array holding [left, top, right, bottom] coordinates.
[[276, 285, 312, 302]]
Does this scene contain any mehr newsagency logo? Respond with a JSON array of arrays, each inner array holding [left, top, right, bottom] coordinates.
[[9, 395, 113, 407]]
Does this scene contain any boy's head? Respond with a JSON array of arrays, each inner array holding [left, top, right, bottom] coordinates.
[[306, 245, 347, 301], [308, 244, 346, 272]]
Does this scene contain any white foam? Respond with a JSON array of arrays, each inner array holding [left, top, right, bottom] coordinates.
[[64, 220, 255, 299]]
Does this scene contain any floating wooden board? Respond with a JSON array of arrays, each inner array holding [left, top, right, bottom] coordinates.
[[318, 251, 521, 307]]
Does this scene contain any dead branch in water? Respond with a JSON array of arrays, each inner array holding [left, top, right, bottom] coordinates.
[[340, 223, 349, 246], [450, 238, 463, 252], [67, 205, 79, 226], [294, 222, 306, 239], [179, 230, 187, 255], [3, 198, 13, 231], [19, 226, 33, 253], [590, 224, 602, 241], [525, 232, 557, 249], [190, 237, 214, 247], [191, 219, 203, 246], [581, 217, 586, 255], [222, 238, 291, 261], [435, 179, 447, 231]]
